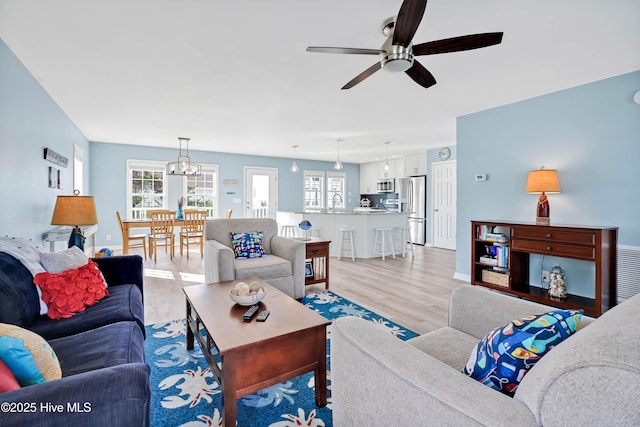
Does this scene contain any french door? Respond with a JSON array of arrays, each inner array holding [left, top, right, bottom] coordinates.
[[244, 167, 278, 218]]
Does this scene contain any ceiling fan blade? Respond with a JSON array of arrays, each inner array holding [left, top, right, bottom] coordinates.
[[413, 32, 504, 56], [306, 47, 382, 55], [405, 60, 437, 89], [342, 62, 382, 90], [393, 0, 428, 47]]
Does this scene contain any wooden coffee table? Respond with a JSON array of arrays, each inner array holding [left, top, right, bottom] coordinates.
[[183, 277, 331, 427]]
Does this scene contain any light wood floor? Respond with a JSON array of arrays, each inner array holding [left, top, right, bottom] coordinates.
[[136, 244, 466, 335]]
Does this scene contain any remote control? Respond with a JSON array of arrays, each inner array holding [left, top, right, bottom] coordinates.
[[256, 310, 270, 322], [242, 304, 260, 321]]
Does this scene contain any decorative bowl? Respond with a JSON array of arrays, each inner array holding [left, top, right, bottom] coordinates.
[[229, 281, 267, 306]]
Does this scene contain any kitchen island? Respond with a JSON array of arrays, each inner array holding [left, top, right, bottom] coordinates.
[[276, 210, 408, 259]]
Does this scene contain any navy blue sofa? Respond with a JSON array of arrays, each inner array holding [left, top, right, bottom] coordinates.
[[0, 253, 150, 427]]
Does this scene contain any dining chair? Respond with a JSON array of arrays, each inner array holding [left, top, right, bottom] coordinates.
[[115, 211, 147, 257], [148, 210, 176, 262], [179, 210, 206, 258], [224, 209, 233, 218]]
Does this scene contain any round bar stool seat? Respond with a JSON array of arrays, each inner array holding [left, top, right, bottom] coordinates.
[[280, 224, 296, 238], [338, 228, 355, 261], [373, 227, 395, 260], [395, 225, 414, 258]]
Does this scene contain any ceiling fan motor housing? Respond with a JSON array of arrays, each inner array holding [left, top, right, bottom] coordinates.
[[380, 18, 414, 72], [380, 43, 414, 72]]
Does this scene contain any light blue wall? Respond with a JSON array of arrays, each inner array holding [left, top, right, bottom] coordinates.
[[456, 71, 640, 296], [90, 141, 360, 247], [0, 39, 91, 247]]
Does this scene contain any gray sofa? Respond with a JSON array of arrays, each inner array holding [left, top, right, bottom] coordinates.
[[203, 218, 306, 298], [332, 284, 640, 427]]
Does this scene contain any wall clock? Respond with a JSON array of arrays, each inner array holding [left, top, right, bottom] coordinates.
[[439, 147, 451, 160]]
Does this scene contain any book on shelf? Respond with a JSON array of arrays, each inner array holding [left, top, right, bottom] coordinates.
[[479, 256, 498, 266], [475, 225, 508, 242]]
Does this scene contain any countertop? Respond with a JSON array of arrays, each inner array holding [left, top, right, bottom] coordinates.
[[298, 209, 405, 215]]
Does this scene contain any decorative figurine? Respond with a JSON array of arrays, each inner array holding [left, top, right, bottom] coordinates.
[[548, 265, 567, 299]]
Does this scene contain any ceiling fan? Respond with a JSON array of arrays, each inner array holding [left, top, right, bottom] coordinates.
[[306, 0, 503, 90]]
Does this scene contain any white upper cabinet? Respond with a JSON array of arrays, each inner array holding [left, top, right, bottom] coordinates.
[[404, 153, 427, 176], [360, 162, 378, 194]]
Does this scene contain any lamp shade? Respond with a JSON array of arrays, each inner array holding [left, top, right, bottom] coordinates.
[[526, 168, 560, 194], [51, 195, 98, 226]]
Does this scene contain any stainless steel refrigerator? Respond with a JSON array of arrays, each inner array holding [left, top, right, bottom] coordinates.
[[398, 176, 427, 245]]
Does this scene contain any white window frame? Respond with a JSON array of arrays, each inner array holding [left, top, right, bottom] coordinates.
[[183, 163, 219, 218], [126, 159, 167, 219], [326, 171, 346, 210], [303, 170, 325, 209]]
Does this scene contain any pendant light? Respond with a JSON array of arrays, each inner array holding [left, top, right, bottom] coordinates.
[[383, 141, 391, 171], [290, 145, 299, 172], [333, 139, 344, 170], [166, 137, 202, 176]]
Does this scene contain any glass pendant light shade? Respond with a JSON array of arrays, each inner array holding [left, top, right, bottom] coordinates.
[[290, 145, 299, 172], [383, 141, 391, 171], [334, 139, 344, 170], [166, 137, 202, 176]]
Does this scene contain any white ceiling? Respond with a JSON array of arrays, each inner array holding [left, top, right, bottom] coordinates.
[[1, 0, 639, 164]]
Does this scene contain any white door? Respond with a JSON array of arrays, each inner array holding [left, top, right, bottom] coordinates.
[[244, 167, 278, 218], [432, 160, 456, 250]]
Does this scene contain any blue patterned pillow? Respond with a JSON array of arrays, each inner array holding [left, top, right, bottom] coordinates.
[[230, 231, 265, 259], [463, 309, 582, 395]]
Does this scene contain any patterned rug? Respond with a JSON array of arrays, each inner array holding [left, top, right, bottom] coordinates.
[[145, 290, 418, 427]]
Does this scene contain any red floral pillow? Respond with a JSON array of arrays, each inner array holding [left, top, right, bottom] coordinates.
[[33, 260, 109, 319]]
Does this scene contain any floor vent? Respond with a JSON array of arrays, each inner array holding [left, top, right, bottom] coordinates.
[[617, 245, 640, 303]]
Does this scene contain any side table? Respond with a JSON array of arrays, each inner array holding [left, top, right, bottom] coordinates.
[[298, 238, 331, 289]]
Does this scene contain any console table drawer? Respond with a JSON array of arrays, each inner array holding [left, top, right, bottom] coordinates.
[[512, 227, 596, 246], [306, 243, 328, 259], [511, 239, 596, 260]]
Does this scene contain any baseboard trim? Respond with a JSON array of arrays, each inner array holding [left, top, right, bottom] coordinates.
[[453, 272, 470, 282]]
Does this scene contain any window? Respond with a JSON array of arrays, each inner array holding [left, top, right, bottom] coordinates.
[[327, 172, 346, 210], [184, 164, 218, 218], [304, 171, 325, 209], [126, 160, 167, 219]]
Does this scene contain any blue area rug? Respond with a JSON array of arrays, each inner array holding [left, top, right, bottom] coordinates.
[[145, 290, 418, 426]]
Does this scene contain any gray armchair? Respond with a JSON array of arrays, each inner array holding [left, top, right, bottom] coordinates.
[[203, 218, 306, 299]]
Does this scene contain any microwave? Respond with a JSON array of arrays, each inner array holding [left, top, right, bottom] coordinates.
[[377, 178, 395, 193]]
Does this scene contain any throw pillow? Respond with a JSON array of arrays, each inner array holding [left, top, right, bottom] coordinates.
[[39, 246, 88, 273], [0, 358, 20, 392], [0, 323, 62, 387], [463, 309, 582, 395], [33, 260, 110, 319], [230, 231, 265, 259]]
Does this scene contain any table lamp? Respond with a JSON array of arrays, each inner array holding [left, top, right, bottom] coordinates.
[[51, 190, 98, 250], [526, 166, 560, 225]]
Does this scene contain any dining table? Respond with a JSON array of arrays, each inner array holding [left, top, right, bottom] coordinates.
[[120, 218, 185, 255]]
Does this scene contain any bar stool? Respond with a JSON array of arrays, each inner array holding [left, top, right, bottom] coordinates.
[[373, 227, 395, 260], [396, 225, 415, 258], [280, 225, 296, 238], [338, 228, 355, 261]]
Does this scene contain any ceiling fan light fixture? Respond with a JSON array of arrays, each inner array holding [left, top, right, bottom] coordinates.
[[381, 43, 414, 72]]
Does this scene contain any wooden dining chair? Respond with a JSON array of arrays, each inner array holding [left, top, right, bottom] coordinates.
[[180, 210, 207, 258], [148, 210, 176, 262], [115, 211, 147, 257], [224, 209, 233, 218]]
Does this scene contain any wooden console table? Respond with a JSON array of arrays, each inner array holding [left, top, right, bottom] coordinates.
[[471, 220, 617, 317], [299, 238, 331, 289]]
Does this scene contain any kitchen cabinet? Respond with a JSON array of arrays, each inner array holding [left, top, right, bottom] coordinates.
[[359, 162, 378, 194], [404, 153, 426, 176]]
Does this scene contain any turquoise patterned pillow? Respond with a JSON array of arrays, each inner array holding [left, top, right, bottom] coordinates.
[[463, 309, 582, 395], [230, 231, 265, 259]]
